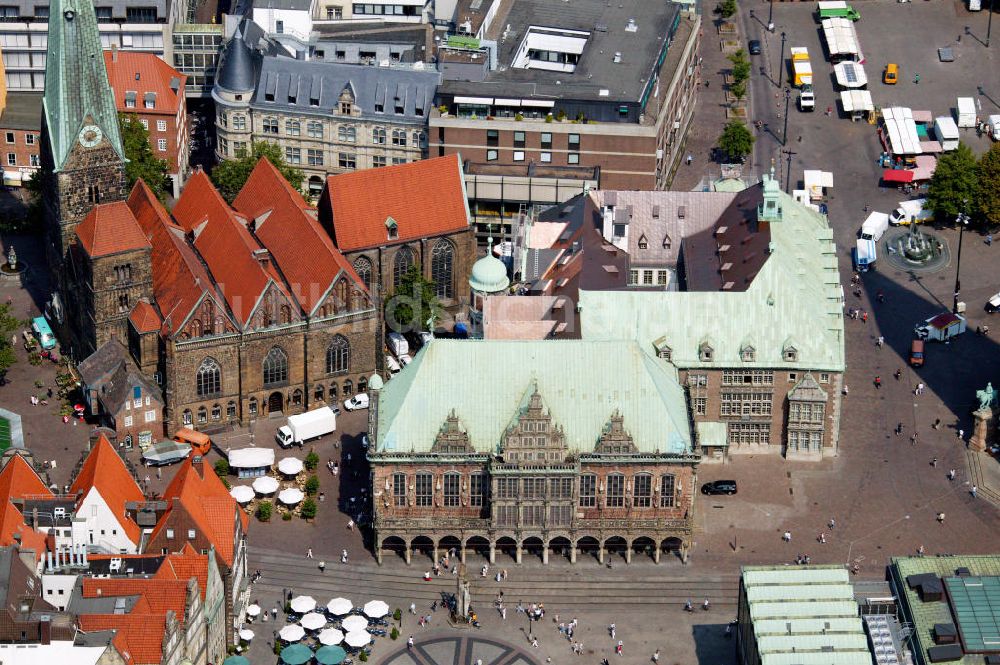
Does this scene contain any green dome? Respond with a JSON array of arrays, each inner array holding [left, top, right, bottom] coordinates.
[[469, 250, 510, 294]]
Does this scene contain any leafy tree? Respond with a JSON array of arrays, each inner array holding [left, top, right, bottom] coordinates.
[[304, 450, 319, 471], [256, 500, 273, 522], [0, 304, 25, 376], [976, 142, 1000, 229], [209, 141, 305, 203], [214, 458, 230, 478], [718, 0, 737, 18], [300, 498, 317, 520], [717, 121, 755, 161], [119, 114, 170, 201], [384, 265, 442, 333], [390, 627, 399, 640], [8, 170, 45, 234], [359, 650, 368, 662], [304, 474, 320, 496], [728, 49, 751, 85], [729, 79, 748, 105], [926, 142, 978, 222]]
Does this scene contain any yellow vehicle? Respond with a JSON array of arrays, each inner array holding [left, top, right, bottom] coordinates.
[[883, 63, 899, 85]]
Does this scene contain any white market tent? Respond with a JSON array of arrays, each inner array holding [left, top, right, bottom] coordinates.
[[252, 476, 280, 494], [229, 448, 274, 470], [363, 600, 389, 618], [278, 488, 305, 505], [881, 107, 922, 156], [279, 624, 305, 642], [840, 90, 873, 113], [290, 595, 317, 613], [327, 598, 353, 615], [318, 628, 345, 646], [344, 631, 371, 648], [803, 170, 834, 201], [277, 457, 304, 475], [229, 486, 255, 503], [341, 615, 368, 632], [300, 612, 327, 631], [834, 61, 867, 88], [821, 17, 860, 61]]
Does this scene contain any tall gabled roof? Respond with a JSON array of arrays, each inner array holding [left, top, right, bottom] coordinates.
[[322, 154, 470, 252], [75, 201, 151, 258], [233, 159, 367, 315], [0, 455, 52, 560], [0, 454, 52, 501], [70, 435, 144, 543], [155, 544, 210, 600], [103, 50, 186, 116], [173, 171, 295, 325], [42, 0, 124, 170]]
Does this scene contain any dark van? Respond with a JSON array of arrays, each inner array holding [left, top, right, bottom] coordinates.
[[909, 339, 925, 367]]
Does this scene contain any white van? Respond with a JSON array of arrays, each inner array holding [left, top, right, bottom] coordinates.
[[890, 199, 933, 226], [387, 332, 409, 357], [933, 116, 959, 151], [860, 212, 889, 242]]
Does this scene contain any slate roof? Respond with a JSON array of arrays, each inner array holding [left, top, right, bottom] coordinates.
[[75, 201, 151, 258], [251, 54, 438, 123], [42, 0, 124, 171], [375, 339, 693, 455], [323, 154, 470, 252], [70, 435, 144, 544], [580, 176, 845, 371], [215, 22, 260, 93], [78, 339, 163, 414], [103, 51, 186, 116], [232, 159, 368, 315]]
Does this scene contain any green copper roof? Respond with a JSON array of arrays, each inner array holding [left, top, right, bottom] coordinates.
[[374, 339, 693, 455], [43, 0, 125, 171], [580, 179, 845, 371]]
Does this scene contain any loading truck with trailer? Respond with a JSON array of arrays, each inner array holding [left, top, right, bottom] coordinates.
[[275, 406, 337, 448]]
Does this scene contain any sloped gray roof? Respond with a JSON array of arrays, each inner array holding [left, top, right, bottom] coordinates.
[[216, 23, 260, 93], [79, 340, 163, 413]]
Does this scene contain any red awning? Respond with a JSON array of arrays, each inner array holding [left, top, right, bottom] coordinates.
[[882, 169, 914, 183]]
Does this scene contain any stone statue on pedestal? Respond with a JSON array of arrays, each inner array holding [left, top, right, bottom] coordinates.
[[455, 562, 470, 619], [970, 383, 998, 453]]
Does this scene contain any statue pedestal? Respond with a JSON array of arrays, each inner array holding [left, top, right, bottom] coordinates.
[[969, 405, 996, 453]]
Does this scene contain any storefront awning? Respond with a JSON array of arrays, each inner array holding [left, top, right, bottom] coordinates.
[[881, 169, 914, 183]]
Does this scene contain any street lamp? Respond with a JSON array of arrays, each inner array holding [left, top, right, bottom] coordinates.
[[988, 0, 994, 47], [767, 0, 775, 32], [953, 203, 970, 314], [777, 31, 787, 89]]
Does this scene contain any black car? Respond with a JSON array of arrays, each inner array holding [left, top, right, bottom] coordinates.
[[701, 480, 738, 495], [748, 40, 762, 55]]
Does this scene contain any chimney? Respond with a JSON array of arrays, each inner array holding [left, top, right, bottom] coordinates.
[[192, 455, 204, 478], [39, 617, 51, 645], [253, 248, 271, 268], [112, 44, 118, 62]]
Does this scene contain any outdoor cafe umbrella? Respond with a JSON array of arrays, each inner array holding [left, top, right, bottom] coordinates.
[[278, 457, 304, 475], [280, 643, 313, 665], [318, 628, 344, 646], [363, 600, 389, 618], [279, 624, 306, 642], [341, 615, 368, 632], [326, 597, 352, 615], [344, 630, 371, 648], [278, 488, 305, 505], [315, 645, 348, 665], [300, 612, 326, 631], [246, 604, 261, 617], [223, 657, 250, 665], [290, 595, 316, 613], [238, 628, 254, 642], [230, 486, 254, 504], [252, 476, 279, 494]]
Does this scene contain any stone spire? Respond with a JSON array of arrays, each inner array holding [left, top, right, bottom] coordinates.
[[43, 0, 124, 171]]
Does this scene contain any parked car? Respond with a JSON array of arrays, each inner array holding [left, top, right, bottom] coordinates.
[[748, 39, 762, 55], [344, 393, 370, 411], [701, 480, 738, 495], [909, 339, 925, 367], [385, 355, 401, 374], [883, 63, 899, 85], [398, 353, 412, 366], [987, 292, 1000, 313]]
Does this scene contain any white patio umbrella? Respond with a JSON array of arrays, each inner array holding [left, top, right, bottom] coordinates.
[[318, 628, 344, 646], [300, 612, 326, 631], [344, 630, 370, 648], [326, 597, 352, 615], [252, 476, 279, 494], [230, 486, 254, 503], [277, 457, 304, 475], [239, 628, 255, 641], [341, 615, 368, 632], [278, 488, 305, 505], [279, 624, 305, 642], [246, 604, 262, 617], [363, 600, 389, 618], [290, 595, 317, 613]]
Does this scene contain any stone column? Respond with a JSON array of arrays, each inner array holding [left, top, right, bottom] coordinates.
[[598, 546, 605, 565], [515, 543, 523, 565], [653, 544, 661, 564], [460, 546, 467, 563], [569, 545, 577, 564], [625, 545, 632, 565], [969, 405, 996, 452], [489, 543, 496, 565], [432, 544, 439, 566], [404, 540, 412, 565], [376, 539, 383, 566], [542, 542, 549, 565]]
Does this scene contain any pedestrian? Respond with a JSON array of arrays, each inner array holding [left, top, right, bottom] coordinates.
[[319, 560, 326, 572], [895, 422, 903, 436], [703, 599, 711, 611], [347, 519, 354, 530], [616, 640, 624, 656], [931, 457, 938, 467], [686, 154, 693, 166], [876, 335, 884, 348], [610, 623, 616, 639], [910, 433, 917, 445], [959, 429, 964, 440], [532, 638, 539, 648], [933, 418, 941, 430], [916, 382, 924, 395], [318, 492, 325, 502], [828, 518, 836, 530], [874, 376, 881, 389], [271, 607, 278, 619], [501, 606, 507, 620], [306, 548, 313, 559], [971, 485, 978, 498], [949, 469, 956, 480], [987, 234, 993, 246], [862, 311, 868, 323], [341, 549, 348, 564], [410, 602, 417, 615], [937, 512, 945, 523], [894, 369, 902, 380], [914, 73, 920, 84], [842, 384, 849, 396], [653, 649, 660, 663], [918, 544, 925, 556], [407, 636, 414, 649], [783, 530, 792, 542]]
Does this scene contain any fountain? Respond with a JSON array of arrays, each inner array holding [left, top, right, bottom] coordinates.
[[884, 223, 949, 272], [0, 245, 26, 278]]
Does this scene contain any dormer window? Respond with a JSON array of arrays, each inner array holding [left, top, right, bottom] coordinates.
[[662, 233, 672, 249], [784, 346, 798, 362], [657, 346, 671, 361], [741, 346, 756, 362], [340, 101, 352, 115], [385, 217, 398, 240], [699, 343, 713, 362], [637, 234, 648, 250]]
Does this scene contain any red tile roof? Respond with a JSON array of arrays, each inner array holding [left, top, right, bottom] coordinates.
[[70, 434, 144, 544], [79, 613, 166, 665], [0, 501, 48, 560], [103, 50, 186, 116], [173, 171, 295, 325], [0, 454, 52, 500], [152, 458, 248, 567], [323, 154, 470, 252], [155, 543, 210, 600], [83, 577, 190, 624], [128, 301, 162, 334], [233, 158, 368, 314], [75, 201, 151, 258]]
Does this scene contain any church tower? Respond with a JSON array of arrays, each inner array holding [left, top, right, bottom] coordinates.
[[41, 0, 127, 302]]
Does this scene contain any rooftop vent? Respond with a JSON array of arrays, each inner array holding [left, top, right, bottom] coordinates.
[[613, 52, 622, 63], [625, 18, 638, 32]]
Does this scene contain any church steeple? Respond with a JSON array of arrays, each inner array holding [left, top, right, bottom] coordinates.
[[43, 0, 124, 171]]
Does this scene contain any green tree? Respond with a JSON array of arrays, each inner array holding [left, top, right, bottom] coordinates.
[[119, 114, 170, 201], [304, 450, 320, 471], [304, 474, 320, 496], [718, 0, 737, 18], [717, 120, 755, 161], [728, 49, 751, 85], [214, 458, 230, 478], [384, 265, 442, 333], [300, 498, 317, 520], [729, 79, 748, 105], [209, 141, 305, 203], [0, 304, 25, 376], [926, 142, 979, 222], [256, 500, 273, 522], [976, 142, 1000, 228]]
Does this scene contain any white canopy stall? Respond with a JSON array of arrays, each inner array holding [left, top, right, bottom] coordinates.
[[880, 107, 922, 156], [840, 90, 873, 121], [803, 170, 834, 202], [228, 448, 275, 479], [834, 61, 867, 89], [821, 17, 861, 62]]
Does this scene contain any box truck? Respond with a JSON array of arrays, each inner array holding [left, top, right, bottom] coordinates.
[[890, 199, 933, 225], [853, 239, 877, 272], [915, 312, 966, 341], [956, 97, 976, 128], [988, 114, 1000, 141], [860, 212, 889, 241], [275, 406, 337, 448], [387, 332, 409, 358]]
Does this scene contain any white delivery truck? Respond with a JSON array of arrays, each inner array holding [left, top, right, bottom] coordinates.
[[956, 97, 977, 128], [275, 406, 337, 448], [915, 312, 967, 341], [890, 198, 933, 225], [933, 116, 959, 151], [860, 211, 889, 241], [387, 331, 409, 358], [988, 114, 1000, 141], [853, 239, 877, 272]]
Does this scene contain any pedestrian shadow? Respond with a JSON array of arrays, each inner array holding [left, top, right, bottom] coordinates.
[[692, 623, 736, 665]]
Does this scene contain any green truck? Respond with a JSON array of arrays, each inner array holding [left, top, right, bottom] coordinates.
[[817, 1, 860, 21]]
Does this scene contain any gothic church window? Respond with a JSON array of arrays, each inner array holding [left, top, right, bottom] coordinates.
[[393, 246, 414, 291], [262, 347, 288, 387], [353, 256, 372, 291], [196, 358, 221, 397], [431, 240, 454, 299], [326, 336, 349, 374]]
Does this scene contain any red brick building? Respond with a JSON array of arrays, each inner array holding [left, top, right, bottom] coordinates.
[[0, 92, 42, 195], [104, 49, 190, 198]]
